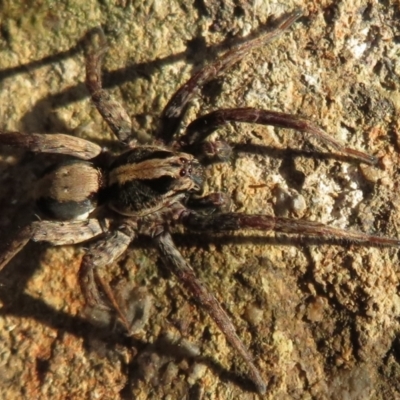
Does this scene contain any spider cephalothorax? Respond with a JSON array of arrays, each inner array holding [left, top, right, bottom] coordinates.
[[106, 146, 205, 216], [0, 9, 399, 394]]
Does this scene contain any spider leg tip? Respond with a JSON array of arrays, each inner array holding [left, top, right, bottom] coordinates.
[[292, 7, 304, 19]]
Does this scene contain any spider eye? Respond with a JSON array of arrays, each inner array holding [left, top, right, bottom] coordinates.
[[180, 169, 186, 176]]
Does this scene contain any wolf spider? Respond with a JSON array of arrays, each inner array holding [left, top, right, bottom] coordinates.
[[0, 9, 399, 394]]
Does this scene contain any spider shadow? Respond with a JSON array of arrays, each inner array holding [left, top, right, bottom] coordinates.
[[232, 142, 374, 167], [0, 236, 266, 394], [0, 224, 394, 394], [170, 231, 390, 251], [0, 12, 306, 145]]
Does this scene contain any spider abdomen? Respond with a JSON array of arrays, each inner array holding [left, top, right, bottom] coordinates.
[[105, 146, 205, 216], [34, 160, 103, 221]]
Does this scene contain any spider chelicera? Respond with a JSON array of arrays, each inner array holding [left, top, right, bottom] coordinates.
[[0, 9, 399, 394]]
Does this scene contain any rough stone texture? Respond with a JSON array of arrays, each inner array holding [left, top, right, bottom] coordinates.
[[1, 0, 400, 399]]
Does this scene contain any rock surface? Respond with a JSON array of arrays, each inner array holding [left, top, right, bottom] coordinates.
[[1, 1, 400, 398]]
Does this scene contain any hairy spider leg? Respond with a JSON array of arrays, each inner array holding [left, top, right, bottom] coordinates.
[[79, 225, 137, 333], [155, 230, 267, 394], [0, 219, 104, 272], [181, 212, 400, 246], [159, 9, 303, 143], [84, 28, 152, 145], [181, 108, 378, 165], [0, 132, 101, 160]]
